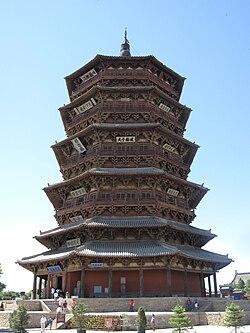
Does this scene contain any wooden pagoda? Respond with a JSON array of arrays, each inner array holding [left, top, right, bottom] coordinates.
[[18, 33, 232, 299]]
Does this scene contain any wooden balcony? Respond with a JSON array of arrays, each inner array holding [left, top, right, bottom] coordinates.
[[70, 69, 179, 101]]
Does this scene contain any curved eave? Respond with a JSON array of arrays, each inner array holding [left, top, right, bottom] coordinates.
[[35, 215, 216, 248], [44, 166, 208, 191], [51, 121, 199, 152], [176, 244, 233, 270], [65, 55, 185, 81], [65, 55, 185, 98], [51, 121, 198, 172], [18, 240, 232, 271], [59, 85, 192, 135], [43, 166, 208, 209], [60, 85, 190, 114]]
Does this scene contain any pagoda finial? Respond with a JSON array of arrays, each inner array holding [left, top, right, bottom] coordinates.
[[124, 27, 128, 42], [120, 27, 131, 56]]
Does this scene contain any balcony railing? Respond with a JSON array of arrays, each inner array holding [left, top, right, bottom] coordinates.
[[58, 194, 189, 212], [70, 69, 179, 101], [60, 143, 185, 169]]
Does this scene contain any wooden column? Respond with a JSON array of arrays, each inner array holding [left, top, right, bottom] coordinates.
[[200, 272, 205, 297], [38, 277, 42, 299], [80, 269, 85, 298], [62, 270, 67, 296], [166, 268, 171, 296], [46, 274, 51, 299], [213, 271, 218, 297], [32, 270, 37, 300], [184, 270, 188, 297], [208, 275, 212, 297], [139, 267, 144, 297], [108, 269, 113, 297]]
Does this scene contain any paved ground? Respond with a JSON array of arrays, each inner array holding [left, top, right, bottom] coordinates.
[[25, 327, 250, 333]]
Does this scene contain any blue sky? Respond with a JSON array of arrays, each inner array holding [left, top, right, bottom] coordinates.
[[0, 0, 250, 292]]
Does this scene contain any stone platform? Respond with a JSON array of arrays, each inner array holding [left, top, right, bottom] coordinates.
[[1, 297, 250, 329]]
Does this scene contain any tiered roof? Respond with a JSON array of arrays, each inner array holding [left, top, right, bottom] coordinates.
[[18, 34, 232, 277]]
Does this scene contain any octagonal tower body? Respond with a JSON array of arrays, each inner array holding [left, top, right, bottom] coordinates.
[[18, 39, 232, 299]]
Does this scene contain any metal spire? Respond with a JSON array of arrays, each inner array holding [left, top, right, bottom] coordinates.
[[120, 28, 131, 56]]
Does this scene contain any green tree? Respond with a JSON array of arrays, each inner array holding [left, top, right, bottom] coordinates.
[[244, 279, 250, 294], [1, 290, 20, 300], [0, 263, 6, 293], [223, 302, 244, 333], [168, 304, 192, 333], [235, 278, 245, 290], [10, 305, 30, 333], [71, 302, 88, 333], [136, 307, 147, 333]]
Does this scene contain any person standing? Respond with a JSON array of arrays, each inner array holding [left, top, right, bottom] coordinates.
[[62, 299, 68, 313], [48, 317, 53, 330], [186, 298, 192, 311], [72, 298, 77, 308], [194, 298, 199, 310], [40, 315, 47, 333], [50, 287, 55, 299], [58, 296, 63, 309], [150, 314, 156, 331], [54, 290, 59, 302], [56, 306, 62, 313], [129, 299, 135, 311]]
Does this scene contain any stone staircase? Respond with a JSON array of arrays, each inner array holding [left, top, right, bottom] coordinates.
[[42, 300, 73, 329]]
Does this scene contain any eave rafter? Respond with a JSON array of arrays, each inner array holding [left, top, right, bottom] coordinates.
[[19, 248, 229, 274], [51, 122, 198, 182], [64, 55, 185, 102], [59, 85, 191, 135]]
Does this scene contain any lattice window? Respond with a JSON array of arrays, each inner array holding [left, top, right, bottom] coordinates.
[[142, 192, 151, 199], [167, 196, 176, 205], [126, 193, 136, 200], [139, 145, 149, 151], [116, 193, 126, 200], [76, 196, 85, 205], [101, 193, 111, 200]]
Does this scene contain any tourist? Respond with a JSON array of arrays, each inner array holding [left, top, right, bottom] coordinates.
[[72, 298, 77, 308], [56, 305, 62, 313], [40, 315, 47, 333], [50, 287, 55, 299], [57, 288, 63, 297], [62, 299, 68, 313], [150, 314, 156, 331], [194, 298, 199, 310], [186, 298, 192, 311], [129, 299, 135, 311], [48, 317, 53, 330], [54, 290, 59, 302], [58, 296, 63, 309]]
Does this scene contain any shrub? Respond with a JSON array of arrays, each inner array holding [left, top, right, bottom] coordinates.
[[10, 305, 30, 333], [224, 302, 244, 333], [168, 304, 192, 333], [71, 303, 88, 331], [136, 307, 147, 333]]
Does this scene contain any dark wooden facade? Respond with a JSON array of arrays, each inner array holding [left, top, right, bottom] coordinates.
[[18, 36, 232, 299]]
